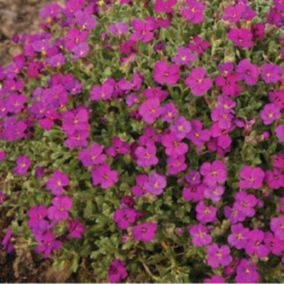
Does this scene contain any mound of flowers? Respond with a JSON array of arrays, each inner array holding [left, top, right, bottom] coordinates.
[[0, 0, 284, 282]]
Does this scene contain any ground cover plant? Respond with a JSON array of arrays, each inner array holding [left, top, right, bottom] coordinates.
[[0, 0, 284, 282]]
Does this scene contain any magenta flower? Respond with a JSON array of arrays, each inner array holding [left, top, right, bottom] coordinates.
[[131, 18, 155, 43], [1, 227, 14, 254], [260, 103, 281, 125], [271, 216, 284, 240], [182, 184, 205, 202], [206, 244, 232, 269], [79, 142, 106, 167], [170, 116, 192, 139], [265, 232, 284, 255], [187, 119, 210, 147], [91, 164, 118, 189], [135, 142, 158, 168], [245, 229, 270, 258], [161, 133, 188, 157], [228, 223, 249, 249], [68, 220, 85, 239], [139, 98, 161, 124], [185, 67, 212, 96], [145, 172, 167, 196], [172, 47, 197, 66], [228, 28, 253, 48], [276, 125, 284, 142], [108, 22, 128, 36], [108, 259, 128, 283], [153, 61, 180, 86], [35, 231, 62, 257], [48, 196, 73, 221], [236, 59, 259, 86], [189, 224, 212, 247], [113, 208, 139, 230], [14, 155, 31, 176], [234, 192, 257, 218], [47, 170, 69, 196], [239, 166, 265, 190], [28, 205, 49, 234], [90, 79, 115, 101], [166, 155, 187, 175], [196, 201, 217, 223], [154, 0, 177, 13], [223, 3, 245, 23], [161, 103, 178, 122], [200, 160, 227, 187], [204, 185, 224, 202], [132, 223, 157, 242], [266, 169, 284, 189], [181, 0, 206, 24], [235, 259, 259, 283], [261, 63, 282, 84]]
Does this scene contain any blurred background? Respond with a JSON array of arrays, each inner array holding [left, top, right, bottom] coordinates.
[[0, 0, 49, 65]]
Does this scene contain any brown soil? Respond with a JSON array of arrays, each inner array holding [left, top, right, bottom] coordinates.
[[0, 0, 50, 66]]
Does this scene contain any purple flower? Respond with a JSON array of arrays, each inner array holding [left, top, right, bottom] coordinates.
[[187, 119, 210, 147], [48, 196, 73, 221], [236, 59, 259, 86], [71, 42, 90, 60], [276, 124, 284, 142], [68, 220, 85, 239], [170, 116, 192, 139], [113, 208, 139, 229], [14, 155, 31, 176], [139, 98, 161, 124], [223, 3, 245, 23], [271, 216, 284, 240], [235, 259, 259, 283], [196, 201, 217, 224], [154, 0, 177, 13], [261, 63, 282, 84], [153, 61, 180, 85], [1, 227, 14, 254], [166, 155, 187, 175], [161, 133, 188, 157], [182, 184, 205, 202], [47, 171, 69, 196], [204, 185, 224, 202], [204, 275, 227, 283], [189, 224, 212, 247], [132, 223, 157, 242], [90, 79, 115, 101], [79, 142, 106, 167], [260, 103, 281, 125], [108, 259, 128, 283], [245, 229, 270, 258], [185, 67, 212, 96], [131, 18, 155, 43], [145, 172, 167, 196], [35, 231, 62, 257], [135, 142, 158, 168], [234, 192, 257, 218], [266, 169, 284, 189], [200, 160, 227, 187], [228, 28, 253, 48], [181, 0, 206, 24], [28, 205, 49, 234], [172, 47, 196, 66], [161, 103, 178, 123], [108, 22, 128, 36], [239, 166, 265, 190], [91, 164, 118, 189], [228, 223, 249, 249], [206, 244, 232, 269], [264, 232, 284, 255]]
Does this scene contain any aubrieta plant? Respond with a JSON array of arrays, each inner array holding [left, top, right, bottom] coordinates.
[[0, 0, 284, 282]]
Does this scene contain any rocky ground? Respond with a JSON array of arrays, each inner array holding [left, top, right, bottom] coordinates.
[[0, 0, 50, 66]]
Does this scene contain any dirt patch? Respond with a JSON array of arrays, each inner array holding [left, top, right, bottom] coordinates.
[[0, 0, 50, 66]]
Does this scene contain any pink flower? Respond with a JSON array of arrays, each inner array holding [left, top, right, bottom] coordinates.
[[196, 201, 217, 223], [260, 103, 281, 125], [239, 166, 265, 190], [228, 28, 253, 48], [236, 59, 259, 86], [206, 244, 232, 269], [189, 224, 212, 247], [153, 61, 180, 85], [181, 0, 206, 24], [79, 142, 106, 167], [138, 98, 161, 124], [108, 259, 128, 283], [185, 67, 212, 96], [200, 160, 227, 187], [144, 172, 167, 196], [135, 142, 158, 168], [132, 223, 157, 242], [14, 155, 31, 176], [276, 124, 284, 142], [48, 196, 73, 221], [154, 0, 177, 13], [47, 170, 70, 196], [91, 164, 118, 189]]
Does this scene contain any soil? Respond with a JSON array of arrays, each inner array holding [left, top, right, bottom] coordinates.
[[0, 0, 50, 66]]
